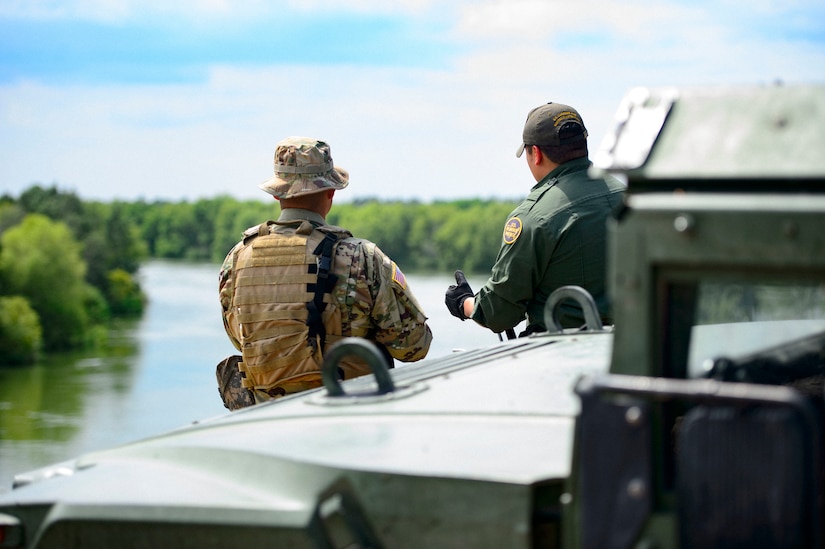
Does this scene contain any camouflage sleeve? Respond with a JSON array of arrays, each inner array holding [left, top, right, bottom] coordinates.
[[359, 241, 432, 362], [219, 242, 243, 351]]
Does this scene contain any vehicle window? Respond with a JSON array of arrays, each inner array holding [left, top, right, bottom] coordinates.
[[687, 282, 825, 378]]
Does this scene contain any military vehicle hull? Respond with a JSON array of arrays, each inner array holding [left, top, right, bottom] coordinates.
[[0, 333, 612, 548]]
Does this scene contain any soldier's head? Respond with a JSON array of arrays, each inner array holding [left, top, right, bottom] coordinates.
[[259, 137, 349, 200], [516, 102, 589, 164]]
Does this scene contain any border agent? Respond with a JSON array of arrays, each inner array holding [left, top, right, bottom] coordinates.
[[445, 102, 625, 335]]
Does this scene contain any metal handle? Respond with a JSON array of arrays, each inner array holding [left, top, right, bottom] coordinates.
[[321, 338, 395, 396], [544, 285, 604, 333]]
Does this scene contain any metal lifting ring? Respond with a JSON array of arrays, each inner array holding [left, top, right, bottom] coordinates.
[[544, 285, 604, 334], [321, 338, 395, 396]]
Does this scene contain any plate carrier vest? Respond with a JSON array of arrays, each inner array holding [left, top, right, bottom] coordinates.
[[228, 219, 367, 395]]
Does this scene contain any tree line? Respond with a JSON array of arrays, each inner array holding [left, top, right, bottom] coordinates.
[[123, 192, 518, 272], [0, 184, 518, 365]]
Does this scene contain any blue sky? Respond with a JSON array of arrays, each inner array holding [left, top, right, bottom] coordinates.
[[1, 0, 824, 202]]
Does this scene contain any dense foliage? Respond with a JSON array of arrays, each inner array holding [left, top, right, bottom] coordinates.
[[0, 186, 148, 363], [0, 214, 98, 351], [118, 195, 518, 272], [0, 184, 519, 364], [0, 296, 42, 364]]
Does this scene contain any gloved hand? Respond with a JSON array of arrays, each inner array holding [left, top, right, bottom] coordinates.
[[445, 270, 474, 320]]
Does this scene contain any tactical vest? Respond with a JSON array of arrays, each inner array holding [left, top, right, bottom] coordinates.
[[228, 219, 369, 396]]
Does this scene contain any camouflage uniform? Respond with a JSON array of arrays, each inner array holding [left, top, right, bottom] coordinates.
[[218, 137, 432, 405]]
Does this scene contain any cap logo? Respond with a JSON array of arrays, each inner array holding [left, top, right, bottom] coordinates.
[[553, 111, 582, 127], [503, 217, 522, 245]]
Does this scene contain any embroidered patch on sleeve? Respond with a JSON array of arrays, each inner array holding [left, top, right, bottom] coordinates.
[[503, 217, 523, 245], [391, 261, 407, 289]]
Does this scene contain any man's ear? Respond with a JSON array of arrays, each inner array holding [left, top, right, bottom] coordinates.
[[530, 145, 543, 165]]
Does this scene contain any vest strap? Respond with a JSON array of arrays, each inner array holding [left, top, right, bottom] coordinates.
[[306, 232, 340, 350]]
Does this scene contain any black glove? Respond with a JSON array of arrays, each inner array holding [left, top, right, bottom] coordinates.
[[445, 270, 474, 320]]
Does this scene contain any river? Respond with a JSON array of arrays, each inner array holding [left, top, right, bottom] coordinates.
[[0, 260, 510, 490]]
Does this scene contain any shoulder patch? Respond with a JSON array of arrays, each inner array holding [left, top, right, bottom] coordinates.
[[503, 217, 523, 245], [391, 261, 407, 290]]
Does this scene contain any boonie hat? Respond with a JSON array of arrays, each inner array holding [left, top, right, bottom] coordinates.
[[259, 137, 349, 199], [516, 103, 589, 157]]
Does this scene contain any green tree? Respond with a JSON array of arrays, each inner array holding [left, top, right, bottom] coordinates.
[[9, 186, 522, 285], [403, 201, 456, 272], [432, 200, 515, 273], [18, 185, 93, 239], [190, 197, 227, 260], [14, 186, 147, 309], [0, 214, 95, 350], [0, 296, 43, 365], [0, 200, 26, 235], [327, 200, 419, 265], [95, 201, 147, 274], [81, 202, 148, 307], [153, 202, 196, 258], [212, 198, 272, 263], [119, 199, 160, 256], [106, 268, 145, 316]]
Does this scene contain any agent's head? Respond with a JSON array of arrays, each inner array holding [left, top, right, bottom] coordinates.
[[515, 102, 589, 164]]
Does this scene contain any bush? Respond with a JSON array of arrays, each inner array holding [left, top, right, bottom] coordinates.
[[106, 269, 145, 316], [0, 214, 93, 350], [0, 295, 43, 365]]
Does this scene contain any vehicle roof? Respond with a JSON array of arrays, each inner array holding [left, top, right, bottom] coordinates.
[[4, 333, 612, 510]]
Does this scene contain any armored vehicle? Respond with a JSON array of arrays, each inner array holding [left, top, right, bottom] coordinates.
[[1, 83, 823, 548], [571, 83, 825, 549]]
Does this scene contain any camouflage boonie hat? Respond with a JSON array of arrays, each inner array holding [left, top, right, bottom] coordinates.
[[259, 137, 349, 199]]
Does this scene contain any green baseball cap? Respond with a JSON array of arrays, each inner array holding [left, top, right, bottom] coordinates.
[[516, 102, 589, 157], [259, 137, 349, 199]]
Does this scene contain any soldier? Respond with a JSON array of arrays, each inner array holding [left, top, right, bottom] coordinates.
[[445, 102, 626, 335], [218, 137, 432, 408]]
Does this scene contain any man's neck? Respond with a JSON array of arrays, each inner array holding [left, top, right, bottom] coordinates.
[[277, 208, 327, 225], [533, 160, 559, 182]]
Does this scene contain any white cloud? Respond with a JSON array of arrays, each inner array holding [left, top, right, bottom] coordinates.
[[1, 62, 545, 202], [1, 0, 823, 203], [454, 0, 693, 42]]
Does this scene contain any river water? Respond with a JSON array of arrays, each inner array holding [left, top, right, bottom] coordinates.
[[0, 260, 508, 490]]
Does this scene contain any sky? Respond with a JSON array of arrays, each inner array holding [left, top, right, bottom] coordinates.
[[1, 0, 824, 204]]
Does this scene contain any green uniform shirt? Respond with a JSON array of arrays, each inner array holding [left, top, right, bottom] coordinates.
[[471, 157, 626, 332]]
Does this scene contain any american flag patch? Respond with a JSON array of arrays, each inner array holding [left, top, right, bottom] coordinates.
[[391, 262, 407, 289]]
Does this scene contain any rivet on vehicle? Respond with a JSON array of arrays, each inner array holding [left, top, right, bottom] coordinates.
[[673, 213, 694, 234], [625, 405, 643, 426], [627, 478, 646, 499]]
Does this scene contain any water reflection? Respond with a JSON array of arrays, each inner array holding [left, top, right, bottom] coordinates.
[[0, 262, 231, 488], [1, 325, 134, 430]]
